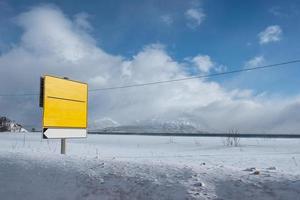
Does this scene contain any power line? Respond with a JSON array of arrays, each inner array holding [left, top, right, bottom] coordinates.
[[0, 93, 39, 97], [0, 59, 299, 97], [89, 59, 300, 91]]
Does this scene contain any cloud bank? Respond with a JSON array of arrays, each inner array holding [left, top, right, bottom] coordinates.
[[0, 5, 300, 133]]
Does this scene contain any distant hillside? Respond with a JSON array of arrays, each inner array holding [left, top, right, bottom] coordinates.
[[0, 117, 27, 133], [92, 120, 204, 134]]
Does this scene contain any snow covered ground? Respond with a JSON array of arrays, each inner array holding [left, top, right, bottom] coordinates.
[[0, 132, 300, 199]]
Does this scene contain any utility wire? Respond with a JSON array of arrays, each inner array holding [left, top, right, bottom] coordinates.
[[0, 93, 39, 97], [0, 59, 299, 97], [89, 59, 300, 91]]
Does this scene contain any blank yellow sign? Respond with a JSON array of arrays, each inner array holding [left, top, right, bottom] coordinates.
[[42, 75, 88, 129]]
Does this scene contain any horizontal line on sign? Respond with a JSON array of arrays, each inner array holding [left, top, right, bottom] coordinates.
[[47, 96, 85, 103]]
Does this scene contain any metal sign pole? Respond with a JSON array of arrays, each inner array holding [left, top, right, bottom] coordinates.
[[61, 138, 66, 154]]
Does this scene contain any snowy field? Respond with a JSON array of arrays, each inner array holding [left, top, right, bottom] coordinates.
[[0, 132, 300, 200]]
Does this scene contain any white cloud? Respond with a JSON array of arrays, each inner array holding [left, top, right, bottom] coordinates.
[[269, 6, 293, 18], [185, 8, 205, 28], [0, 5, 300, 133], [269, 6, 284, 17], [191, 55, 214, 73], [187, 55, 226, 73], [245, 56, 265, 68], [214, 64, 227, 73], [258, 25, 282, 44], [161, 14, 173, 26]]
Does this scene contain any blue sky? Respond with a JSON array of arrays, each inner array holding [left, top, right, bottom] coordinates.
[[0, 0, 300, 131], [1, 0, 300, 95]]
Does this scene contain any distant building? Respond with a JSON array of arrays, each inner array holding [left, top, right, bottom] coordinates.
[[0, 116, 25, 132]]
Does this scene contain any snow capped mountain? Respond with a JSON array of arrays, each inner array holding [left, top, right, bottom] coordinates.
[[89, 117, 120, 130], [92, 118, 204, 133], [0, 117, 28, 133]]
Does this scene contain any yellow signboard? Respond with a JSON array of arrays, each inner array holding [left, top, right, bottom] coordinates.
[[42, 75, 88, 129]]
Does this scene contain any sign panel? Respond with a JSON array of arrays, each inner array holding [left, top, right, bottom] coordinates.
[[43, 128, 87, 139], [41, 75, 88, 138]]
